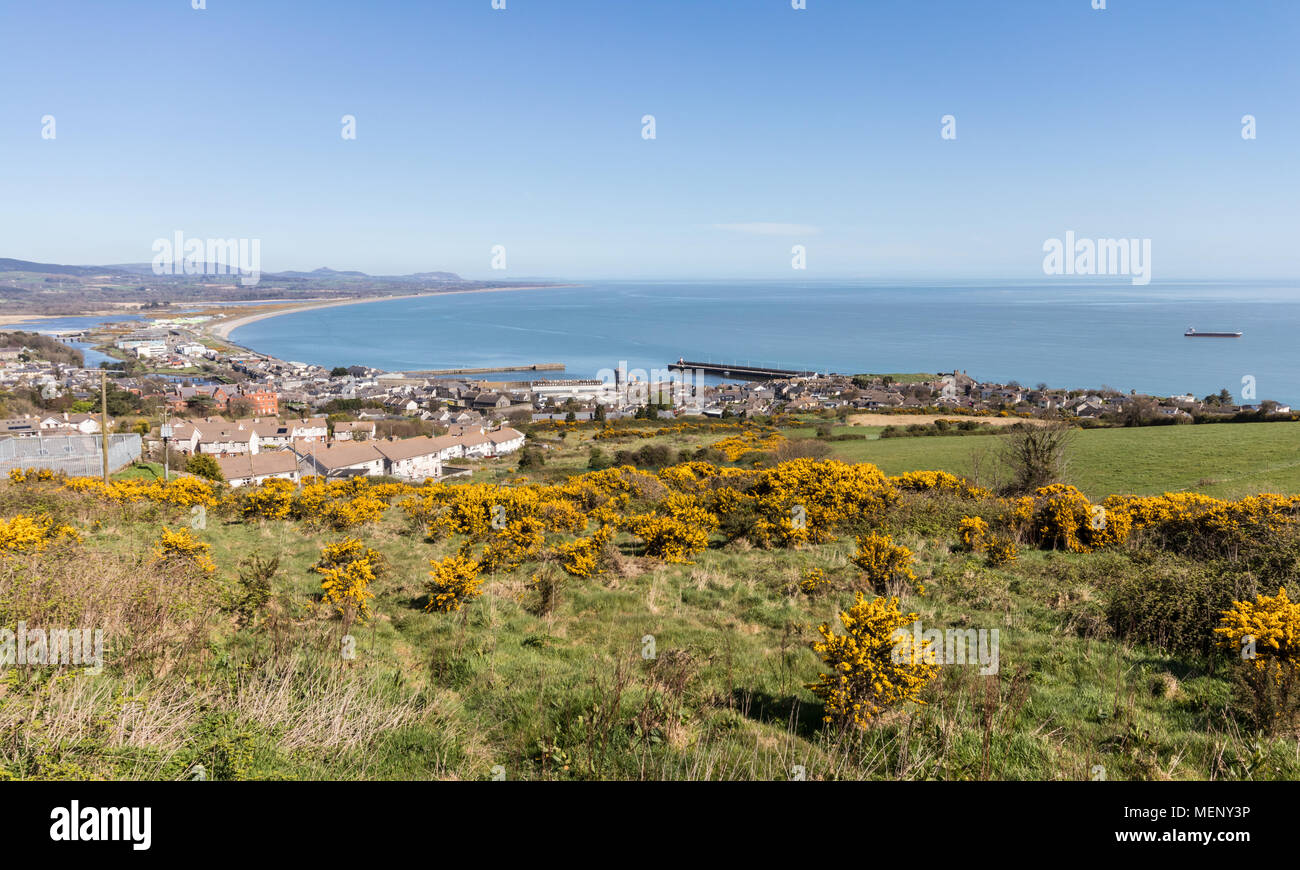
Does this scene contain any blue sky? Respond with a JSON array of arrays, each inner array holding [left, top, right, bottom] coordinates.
[[2, 0, 1296, 280]]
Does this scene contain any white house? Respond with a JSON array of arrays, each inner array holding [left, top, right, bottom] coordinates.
[[194, 419, 260, 456], [374, 436, 443, 480], [243, 418, 294, 449], [293, 442, 385, 478], [427, 434, 465, 461], [40, 413, 104, 434], [216, 451, 301, 487], [290, 417, 328, 443], [454, 428, 494, 459], [486, 427, 525, 455], [333, 420, 376, 442]]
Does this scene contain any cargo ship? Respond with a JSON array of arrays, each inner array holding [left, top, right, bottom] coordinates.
[[1184, 327, 1242, 338]]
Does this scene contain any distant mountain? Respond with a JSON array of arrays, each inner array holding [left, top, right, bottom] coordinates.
[[274, 267, 372, 279], [0, 258, 463, 283], [0, 258, 134, 277]]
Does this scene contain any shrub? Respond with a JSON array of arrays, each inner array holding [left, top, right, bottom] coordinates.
[[230, 554, 278, 628], [553, 526, 615, 577], [425, 553, 484, 612], [239, 478, 295, 521], [959, 516, 990, 552], [998, 423, 1072, 494], [851, 531, 920, 595], [320, 495, 388, 531], [184, 454, 225, 483], [313, 538, 387, 625], [799, 567, 827, 594], [983, 535, 1019, 567], [1102, 554, 1244, 658], [774, 438, 832, 461], [627, 514, 710, 563], [480, 516, 546, 573], [808, 593, 938, 728], [0, 515, 80, 555], [1214, 587, 1300, 732], [153, 527, 216, 574]]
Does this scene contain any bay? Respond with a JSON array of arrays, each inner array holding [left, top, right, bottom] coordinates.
[[229, 279, 1300, 405]]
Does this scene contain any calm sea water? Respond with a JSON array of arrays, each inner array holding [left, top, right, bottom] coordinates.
[[220, 279, 1299, 405]]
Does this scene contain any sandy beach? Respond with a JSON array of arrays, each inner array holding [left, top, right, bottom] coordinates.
[[0, 309, 125, 328], [206, 284, 575, 341]]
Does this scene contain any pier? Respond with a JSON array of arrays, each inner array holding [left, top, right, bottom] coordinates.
[[668, 359, 816, 381]]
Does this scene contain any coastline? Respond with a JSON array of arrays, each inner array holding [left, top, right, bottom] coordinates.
[[0, 309, 128, 328], [206, 284, 578, 342]]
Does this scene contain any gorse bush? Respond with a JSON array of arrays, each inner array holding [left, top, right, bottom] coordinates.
[[0, 514, 80, 555], [852, 531, 920, 595], [479, 516, 546, 572], [808, 593, 937, 729], [626, 514, 710, 564], [1215, 587, 1300, 674], [553, 525, 614, 578], [959, 516, 990, 552], [800, 567, 827, 594], [983, 535, 1019, 567], [7, 468, 63, 484], [425, 553, 483, 612], [153, 527, 216, 574], [314, 538, 387, 625], [1214, 587, 1300, 731]]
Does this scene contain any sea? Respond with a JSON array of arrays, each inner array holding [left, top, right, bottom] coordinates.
[[13, 281, 1298, 405], [223, 280, 1300, 406]]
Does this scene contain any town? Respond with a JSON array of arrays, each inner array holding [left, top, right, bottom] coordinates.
[[0, 315, 1292, 482]]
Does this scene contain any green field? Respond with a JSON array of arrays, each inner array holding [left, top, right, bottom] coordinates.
[[802, 422, 1300, 499]]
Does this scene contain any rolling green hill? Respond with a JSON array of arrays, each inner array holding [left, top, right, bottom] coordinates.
[[809, 422, 1300, 499]]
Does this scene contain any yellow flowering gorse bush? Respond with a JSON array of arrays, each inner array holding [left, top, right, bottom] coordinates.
[[808, 593, 938, 728]]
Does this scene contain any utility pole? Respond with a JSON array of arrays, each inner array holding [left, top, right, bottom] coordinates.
[[161, 406, 172, 482], [99, 370, 110, 482]]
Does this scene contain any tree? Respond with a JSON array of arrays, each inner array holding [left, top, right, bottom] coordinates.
[[184, 453, 224, 482], [565, 410, 576, 423], [517, 447, 545, 470], [1218, 388, 1233, 405], [998, 422, 1072, 494], [1120, 396, 1156, 427], [593, 403, 607, 423], [330, 367, 349, 378]]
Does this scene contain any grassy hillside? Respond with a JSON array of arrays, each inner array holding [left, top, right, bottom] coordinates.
[[0, 422, 1298, 781]]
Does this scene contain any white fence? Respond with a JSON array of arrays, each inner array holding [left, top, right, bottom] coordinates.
[[0, 434, 143, 477]]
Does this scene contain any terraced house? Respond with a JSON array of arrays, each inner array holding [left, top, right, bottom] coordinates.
[[292, 442, 385, 479], [215, 451, 300, 487], [373, 436, 443, 480]]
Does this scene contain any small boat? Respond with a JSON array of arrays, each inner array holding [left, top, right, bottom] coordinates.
[[1185, 327, 1242, 338]]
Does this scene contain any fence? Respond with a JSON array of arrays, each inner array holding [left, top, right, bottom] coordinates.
[[0, 434, 143, 477]]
